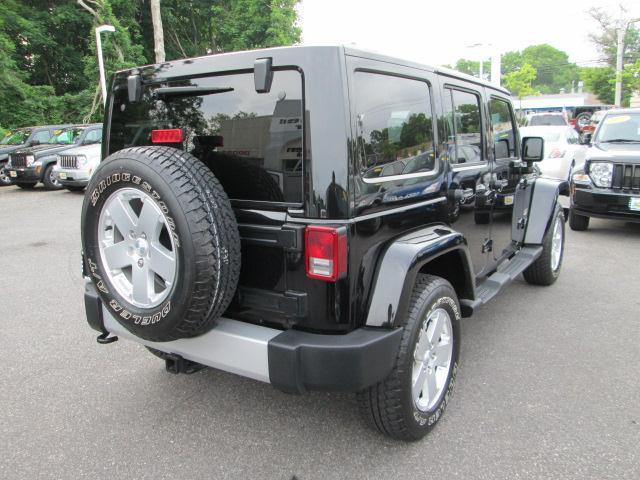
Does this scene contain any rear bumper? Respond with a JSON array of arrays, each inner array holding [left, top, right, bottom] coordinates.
[[84, 281, 402, 394], [572, 186, 640, 222]]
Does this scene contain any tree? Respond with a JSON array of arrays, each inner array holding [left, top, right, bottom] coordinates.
[[503, 63, 538, 98], [150, 0, 165, 63], [454, 58, 491, 79], [210, 0, 301, 53], [0, 0, 302, 128], [501, 50, 523, 75], [521, 44, 578, 94], [587, 5, 640, 67]]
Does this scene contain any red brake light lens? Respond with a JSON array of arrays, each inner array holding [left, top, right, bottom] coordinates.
[[305, 226, 347, 282], [151, 128, 184, 144]]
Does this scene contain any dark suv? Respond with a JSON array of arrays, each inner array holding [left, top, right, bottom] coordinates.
[[6, 124, 102, 190], [0, 125, 70, 186], [570, 108, 640, 230], [81, 46, 565, 441]]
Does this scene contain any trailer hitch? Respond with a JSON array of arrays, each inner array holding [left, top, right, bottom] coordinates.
[[164, 353, 205, 375]]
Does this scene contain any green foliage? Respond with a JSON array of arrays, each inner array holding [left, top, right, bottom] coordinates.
[[580, 66, 615, 105], [580, 64, 637, 107], [211, 0, 301, 52], [520, 44, 578, 94], [455, 44, 578, 93], [0, 0, 301, 129], [503, 63, 538, 98], [501, 50, 523, 75], [454, 58, 491, 79]]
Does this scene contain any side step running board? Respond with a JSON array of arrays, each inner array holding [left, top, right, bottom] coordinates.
[[461, 246, 543, 315]]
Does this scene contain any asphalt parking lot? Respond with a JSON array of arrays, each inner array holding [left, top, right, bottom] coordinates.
[[1, 184, 639, 480]]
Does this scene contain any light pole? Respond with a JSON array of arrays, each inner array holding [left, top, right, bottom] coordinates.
[[466, 43, 501, 87], [614, 18, 640, 107], [96, 25, 116, 107]]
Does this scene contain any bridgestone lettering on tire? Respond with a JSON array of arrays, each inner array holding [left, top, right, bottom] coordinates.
[[81, 146, 240, 342], [357, 274, 461, 441]]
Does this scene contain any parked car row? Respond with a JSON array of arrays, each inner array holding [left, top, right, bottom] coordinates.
[[0, 124, 102, 191], [521, 107, 640, 230]]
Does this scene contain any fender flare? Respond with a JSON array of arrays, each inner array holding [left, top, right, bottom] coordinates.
[[365, 225, 474, 328], [523, 176, 565, 245]]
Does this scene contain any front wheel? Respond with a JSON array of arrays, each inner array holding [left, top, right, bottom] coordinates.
[[523, 208, 565, 285], [357, 274, 461, 441], [0, 162, 11, 186], [43, 164, 63, 190], [569, 208, 589, 231]]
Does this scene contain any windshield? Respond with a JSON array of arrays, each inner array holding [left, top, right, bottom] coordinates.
[[0, 130, 31, 145], [529, 115, 566, 126], [50, 128, 84, 145], [595, 113, 640, 143]]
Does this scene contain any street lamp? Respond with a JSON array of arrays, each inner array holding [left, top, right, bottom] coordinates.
[[466, 43, 501, 87], [96, 24, 116, 107], [614, 18, 640, 107]]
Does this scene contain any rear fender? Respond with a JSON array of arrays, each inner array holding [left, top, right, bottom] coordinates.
[[365, 225, 474, 328]]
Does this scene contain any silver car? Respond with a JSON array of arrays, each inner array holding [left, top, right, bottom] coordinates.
[[53, 142, 102, 191]]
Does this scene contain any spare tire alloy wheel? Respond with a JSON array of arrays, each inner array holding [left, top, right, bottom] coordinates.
[[82, 146, 241, 342], [98, 187, 177, 309]]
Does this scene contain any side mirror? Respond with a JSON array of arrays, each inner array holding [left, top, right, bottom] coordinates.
[[521, 136, 544, 163], [254, 57, 273, 94], [580, 132, 592, 145]]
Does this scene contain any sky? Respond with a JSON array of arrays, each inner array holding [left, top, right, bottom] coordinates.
[[299, 0, 640, 68]]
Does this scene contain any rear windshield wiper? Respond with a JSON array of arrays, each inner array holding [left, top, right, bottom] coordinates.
[[154, 86, 234, 99], [601, 138, 640, 143]]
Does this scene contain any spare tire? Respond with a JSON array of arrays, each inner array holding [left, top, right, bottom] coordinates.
[[81, 146, 240, 342]]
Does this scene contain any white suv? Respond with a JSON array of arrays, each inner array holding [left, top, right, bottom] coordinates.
[[53, 143, 101, 191]]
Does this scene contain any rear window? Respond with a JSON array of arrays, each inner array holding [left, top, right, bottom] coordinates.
[[109, 70, 304, 204], [528, 115, 566, 126]]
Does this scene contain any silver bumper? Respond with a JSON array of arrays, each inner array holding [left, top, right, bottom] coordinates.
[[103, 307, 280, 383]]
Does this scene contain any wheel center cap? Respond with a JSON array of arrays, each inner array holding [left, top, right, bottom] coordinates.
[[134, 237, 149, 257]]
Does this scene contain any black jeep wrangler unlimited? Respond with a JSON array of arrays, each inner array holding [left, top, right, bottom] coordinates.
[[82, 46, 565, 441], [570, 108, 640, 230]]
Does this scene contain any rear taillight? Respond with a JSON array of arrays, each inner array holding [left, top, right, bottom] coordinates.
[[305, 226, 347, 282], [151, 128, 184, 144]]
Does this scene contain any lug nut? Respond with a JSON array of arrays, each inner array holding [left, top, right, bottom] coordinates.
[[137, 258, 144, 268]]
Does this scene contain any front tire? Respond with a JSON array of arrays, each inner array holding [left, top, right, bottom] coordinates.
[[523, 208, 565, 285], [0, 162, 11, 186], [357, 274, 461, 441], [43, 164, 63, 190], [569, 208, 589, 231], [16, 182, 37, 189]]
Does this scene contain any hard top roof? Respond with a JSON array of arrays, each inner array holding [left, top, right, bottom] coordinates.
[[118, 45, 511, 96]]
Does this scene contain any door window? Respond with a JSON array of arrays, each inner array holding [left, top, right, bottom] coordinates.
[[489, 97, 517, 159], [445, 89, 483, 164]]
